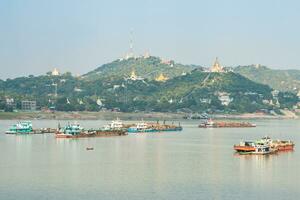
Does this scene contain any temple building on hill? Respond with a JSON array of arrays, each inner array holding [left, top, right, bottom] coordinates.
[[211, 57, 225, 72], [143, 51, 150, 59], [130, 69, 137, 80], [129, 69, 143, 81], [155, 73, 169, 82], [51, 68, 60, 76]]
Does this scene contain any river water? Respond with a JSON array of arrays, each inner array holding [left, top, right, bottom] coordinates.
[[0, 119, 299, 200]]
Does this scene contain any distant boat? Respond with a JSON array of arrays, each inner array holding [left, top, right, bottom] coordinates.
[[5, 121, 34, 134], [86, 147, 94, 151], [56, 122, 84, 138], [199, 119, 256, 128], [56, 122, 127, 138], [127, 120, 182, 133], [127, 121, 155, 133], [103, 118, 125, 131]]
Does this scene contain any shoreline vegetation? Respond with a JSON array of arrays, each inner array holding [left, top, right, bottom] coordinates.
[[0, 111, 298, 120]]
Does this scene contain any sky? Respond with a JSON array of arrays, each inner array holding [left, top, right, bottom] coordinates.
[[0, 0, 300, 79]]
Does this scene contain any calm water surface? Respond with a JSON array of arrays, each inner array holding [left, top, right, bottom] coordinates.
[[0, 119, 299, 200]]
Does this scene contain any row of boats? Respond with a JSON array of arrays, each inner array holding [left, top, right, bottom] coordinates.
[[5, 120, 295, 156], [5, 119, 183, 138], [234, 136, 295, 155], [5, 119, 256, 135]]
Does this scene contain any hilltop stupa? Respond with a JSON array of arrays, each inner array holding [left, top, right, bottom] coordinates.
[[211, 57, 225, 72], [51, 68, 60, 76]]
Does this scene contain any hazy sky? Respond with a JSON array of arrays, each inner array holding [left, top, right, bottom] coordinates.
[[1, 0, 300, 79]]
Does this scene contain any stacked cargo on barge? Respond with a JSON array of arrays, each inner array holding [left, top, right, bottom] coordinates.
[[199, 119, 256, 128], [56, 122, 127, 138], [128, 120, 182, 133]]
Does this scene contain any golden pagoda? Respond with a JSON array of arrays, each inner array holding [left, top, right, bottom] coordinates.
[[155, 73, 169, 82], [130, 69, 138, 80], [211, 57, 224, 72]]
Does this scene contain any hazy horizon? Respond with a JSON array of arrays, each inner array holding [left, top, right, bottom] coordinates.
[[1, 0, 300, 79]]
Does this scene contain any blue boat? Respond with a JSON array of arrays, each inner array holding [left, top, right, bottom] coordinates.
[[127, 121, 156, 133], [6, 121, 34, 134]]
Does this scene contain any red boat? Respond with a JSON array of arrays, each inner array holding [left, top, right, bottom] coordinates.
[[271, 140, 294, 151], [260, 137, 295, 151]]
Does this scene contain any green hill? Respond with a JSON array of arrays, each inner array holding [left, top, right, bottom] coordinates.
[[234, 65, 300, 93], [83, 56, 200, 81], [0, 61, 299, 113]]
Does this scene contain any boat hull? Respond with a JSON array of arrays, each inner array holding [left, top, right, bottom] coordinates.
[[127, 127, 182, 133], [55, 130, 127, 138], [199, 123, 256, 128], [234, 145, 256, 152]]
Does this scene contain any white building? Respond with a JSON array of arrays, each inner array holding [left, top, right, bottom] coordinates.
[[217, 92, 233, 106], [51, 68, 60, 76]]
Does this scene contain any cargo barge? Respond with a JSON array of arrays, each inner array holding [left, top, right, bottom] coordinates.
[[55, 122, 127, 138], [199, 119, 256, 128], [127, 121, 182, 133]]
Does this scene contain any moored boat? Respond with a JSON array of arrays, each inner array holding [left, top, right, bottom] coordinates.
[[127, 121, 182, 133], [251, 144, 277, 155], [5, 121, 34, 134], [127, 121, 155, 133], [260, 136, 295, 151], [56, 122, 84, 138], [199, 119, 256, 128], [234, 141, 277, 155], [56, 122, 127, 138], [103, 118, 125, 131], [234, 141, 256, 153]]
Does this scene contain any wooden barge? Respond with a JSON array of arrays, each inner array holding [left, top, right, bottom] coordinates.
[[199, 119, 256, 128]]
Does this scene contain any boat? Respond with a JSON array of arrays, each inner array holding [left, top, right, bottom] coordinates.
[[103, 118, 125, 130], [259, 136, 295, 151], [127, 121, 182, 133], [199, 118, 256, 128], [234, 141, 256, 153], [86, 147, 94, 151], [127, 121, 155, 133], [251, 144, 277, 155], [272, 140, 295, 151], [56, 122, 127, 138], [56, 122, 84, 138], [5, 121, 34, 134], [234, 141, 277, 155]]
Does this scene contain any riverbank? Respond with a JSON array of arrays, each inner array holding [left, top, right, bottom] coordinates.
[[0, 110, 298, 120]]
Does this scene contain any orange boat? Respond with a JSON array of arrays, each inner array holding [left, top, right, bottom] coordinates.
[[234, 141, 256, 153]]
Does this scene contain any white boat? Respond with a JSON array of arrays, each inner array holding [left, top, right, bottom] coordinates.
[[103, 118, 124, 130]]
